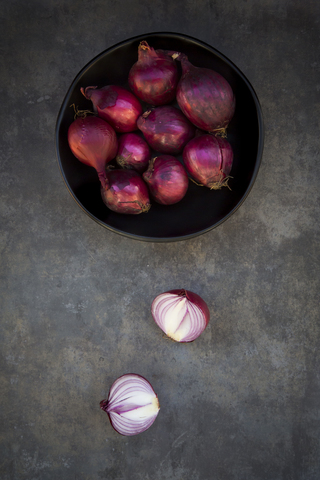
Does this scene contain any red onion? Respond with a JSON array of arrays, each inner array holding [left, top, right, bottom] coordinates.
[[137, 106, 195, 155], [101, 169, 151, 214], [81, 85, 142, 133], [143, 155, 189, 205], [176, 55, 235, 134], [128, 41, 179, 106], [67, 115, 118, 187], [100, 374, 160, 436], [151, 289, 210, 343], [116, 133, 151, 173], [183, 134, 233, 189]]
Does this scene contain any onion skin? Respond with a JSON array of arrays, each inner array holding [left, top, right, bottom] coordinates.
[[101, 169, 151, 214], [176, 55, 235, 134], [128, 41, 179, 106], [116, 133, 151, 173], [143, 155, 189, 205], [183, 134, 233, 189], [81, 85, 143, 133], [151, 289, 210, 343], [100, 373, 160, 436], [67, 115, 118, 187], [137, 106, 195, 155]]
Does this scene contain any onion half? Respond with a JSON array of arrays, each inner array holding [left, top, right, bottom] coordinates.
[[100, 374, 160, 436], [151, 289, 210, 343]]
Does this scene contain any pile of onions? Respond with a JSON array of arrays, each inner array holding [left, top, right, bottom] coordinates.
[[116, 133, 151, 173], [143, 155, 189, 205], [100, 374, 160, 436], [183, 134, 233, 189], [67, 115, 118, 187], [67, 41, 236, 216], [81, 85, 142, 132], [137, 106, 195, 155], [128, 41, 179, 106], [101, 169, 151, 214], [151, 289, 210, 343], [176, 55, 235, 134]]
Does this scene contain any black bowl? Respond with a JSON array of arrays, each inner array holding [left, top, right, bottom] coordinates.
[[55, 32, 263, 242]]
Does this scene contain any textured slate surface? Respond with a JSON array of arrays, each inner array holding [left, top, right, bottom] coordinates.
[[1, 1, 319, 479]]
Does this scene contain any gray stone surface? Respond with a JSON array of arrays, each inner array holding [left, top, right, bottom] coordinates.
[[1, 1, 320, 479]]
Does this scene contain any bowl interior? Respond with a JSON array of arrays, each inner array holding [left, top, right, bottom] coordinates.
[[56, 32, 263, 242]]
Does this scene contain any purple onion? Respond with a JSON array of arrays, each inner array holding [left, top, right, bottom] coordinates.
[[100, 374, 160, 436], [183, 134, 233, 189], [151, 289, 210, 343], [116, 133, 151, 173], [81, 85, 143, 133], [128, 41, 179, 106], [137, 106, 195, 155], [101, 169, 151, 214], [143, 155, 189, 205], [176, 55, 235, 134]]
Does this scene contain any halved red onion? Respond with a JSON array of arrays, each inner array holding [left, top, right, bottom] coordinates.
[[151, 289, 210, 343], [116, 133, 151, 173], [81, 85, 142, 133], [101, 169, 151, 214], [137, 106, 195, 155], [100, 374, 160, 436]]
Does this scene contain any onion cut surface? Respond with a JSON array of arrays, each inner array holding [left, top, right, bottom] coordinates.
[[151, 289, 210, 343], [100, 374, 160, 436]]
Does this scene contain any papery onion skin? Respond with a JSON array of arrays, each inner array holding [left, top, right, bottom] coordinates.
[[151, 289, 210, 343], [101, 169, 151, 214], [183, 134, 233, 189], [81, 85, 143, 133], [100, 373, 160, 436], [116, 133, 151, 173], [137, 106, 195, 155], [128, 41, 179, 106], [143, 155, 189, 205], [176, 55, 235, 134], [67, 115, 118, 187]]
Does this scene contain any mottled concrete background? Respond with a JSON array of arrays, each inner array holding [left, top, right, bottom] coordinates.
[[1, 1, 320, 479]]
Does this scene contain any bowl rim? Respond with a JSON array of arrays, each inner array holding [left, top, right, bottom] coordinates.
[[55, 31, 264, 242]]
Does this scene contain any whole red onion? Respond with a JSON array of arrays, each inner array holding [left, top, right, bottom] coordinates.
[[176, 55, 235, 134], [183, 134, 233, 189], [137, 106, 195, 155], [101, 169, 151, 214], [128, 41, 179, 106], [143, 155, 189, 205], [81, 85, 142, 133], [67, 115, 118, 187], [116, 133, 151, 173]]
